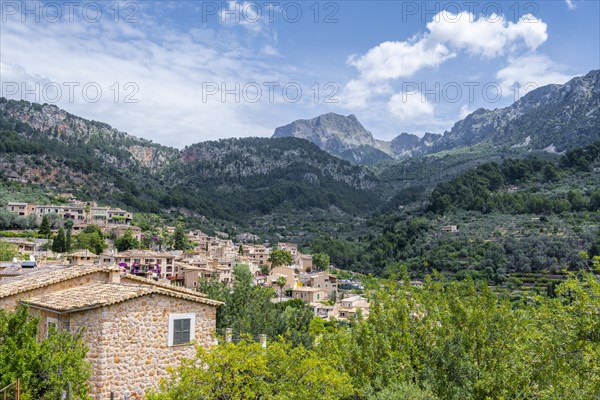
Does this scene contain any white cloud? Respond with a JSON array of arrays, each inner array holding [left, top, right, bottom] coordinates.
[[387, 91, 434, 120], [348, 37, 454, 81], [348, 11, 548, 85], [496, 54, 574, 97], [0, 4, 299, 147], [565, 0, 576, 10], [261, 44, 279, 56], [343, 10, 550, 113], [427, 12, 547, 58], [220, 1, 265, 33], [342, 79, 392, 108]]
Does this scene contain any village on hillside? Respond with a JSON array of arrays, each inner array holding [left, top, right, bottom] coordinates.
[[0, 199, 370, 398]]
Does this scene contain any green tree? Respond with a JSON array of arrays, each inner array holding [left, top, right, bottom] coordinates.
[[590, 189, 600, 211], [0, 241, 18, 261], [268, 249, 293, 267], [198, 264, 314, 347], [51, 228, 66, 253], [589, 231, 600, 259], [568, 190, 588, 211], [275, 276, 287, 302], [146, 340, 353, 400], [74, 225, 106, 255], [63, 219, 73, 252], [316, 273, 600, 399], [313, 252, 330, 271], [173, 223, 188, 250], [542, 164, 560, 182], [259, 265, 270, 275], [38, 215, 51, 236], [0, 305, 91, 400], [114, 228, 139, 252]]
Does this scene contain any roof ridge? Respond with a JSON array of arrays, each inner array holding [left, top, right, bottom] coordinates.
[[0, 265, 108, 298], [121, 274, 209, 298], [23, 280, 222, 312]]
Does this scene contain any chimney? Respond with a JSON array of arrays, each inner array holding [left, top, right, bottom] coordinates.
[[108, 266, 121, 284]]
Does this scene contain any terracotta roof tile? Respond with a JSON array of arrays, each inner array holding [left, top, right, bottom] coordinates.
[[0, 265, 105, 298], [0, 264, 223, 307], [121, 273, 211, 299], [24, 281, 222, 312], [116, 250, 176, 259]]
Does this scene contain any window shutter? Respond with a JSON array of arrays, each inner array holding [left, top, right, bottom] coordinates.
[[173, 318, 192, 345], [181, 318, 191, 343]]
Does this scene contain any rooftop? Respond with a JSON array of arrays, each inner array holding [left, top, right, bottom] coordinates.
[[68, 250, 99, 258], [342, 295, 367, 303], [116, 250, 176, 258], [122, 273, 215, 300], [0, 265, 104, 298], [0, 264, 222, 306], [293, 287, 327, 293], [24, 281, 221, 312]]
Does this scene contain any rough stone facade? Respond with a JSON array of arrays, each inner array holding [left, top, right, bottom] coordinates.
[[32, 294, 216, 399]]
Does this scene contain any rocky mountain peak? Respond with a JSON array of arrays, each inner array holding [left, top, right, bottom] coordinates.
[[272, 112, 378, 159]]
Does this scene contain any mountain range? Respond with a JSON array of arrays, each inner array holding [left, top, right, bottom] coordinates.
[[0, 69, 598, 241], [0, 98, 381, 242], [273, 70, 600, 164]]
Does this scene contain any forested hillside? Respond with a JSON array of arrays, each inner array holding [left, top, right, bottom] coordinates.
[[0, 98, 381, 238], [310, 142, 600, 286], [1, 97, 599, 278]]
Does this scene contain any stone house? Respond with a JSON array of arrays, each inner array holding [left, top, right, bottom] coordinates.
[[5, 202, 134, 227], [0, 265, 221, 399], [310, 302, 334, 319], [107, 250, 176, 279], [340, 295, 369, 309], [6, 202, 32, 216], [1, 238, 37, 254], [441, 225, 459, 233], [246, 245, 271, 267], [297, 254, 313, 272], [309, 273, 338, 299], [107, 225, 143, 241], [338, 295, 370, 320], [61, 205, 87, 221], [277, 242, 298, 257], [216, 265, 233, 285], [291, 287, 328, 303], [181, 265, 210, 290], [68, 250, 99, 266], [268, 266, 297, 290]]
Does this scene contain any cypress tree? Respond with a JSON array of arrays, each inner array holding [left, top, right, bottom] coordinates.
[[173, 223, 187, 250], [52, 228, 66, 253], [38, 215, 51, 236]]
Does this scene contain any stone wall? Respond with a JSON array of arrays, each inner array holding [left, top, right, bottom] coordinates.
[[68, 295, 216, 399]]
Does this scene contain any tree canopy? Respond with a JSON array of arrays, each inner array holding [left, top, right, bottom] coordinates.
[[114, 228, 139, 252], [0, 305, 91, 400], [268, 249, 293, 268], [147, 340, 353, 400]]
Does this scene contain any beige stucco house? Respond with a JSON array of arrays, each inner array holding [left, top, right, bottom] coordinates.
[[292, 287, 328, 302], [268, 266, 297, 290], [338, 295, 370, 320], [309, 273, 338, 299]]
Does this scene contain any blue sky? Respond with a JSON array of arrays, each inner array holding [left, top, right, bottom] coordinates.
[[1, 0, 598, 146]]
